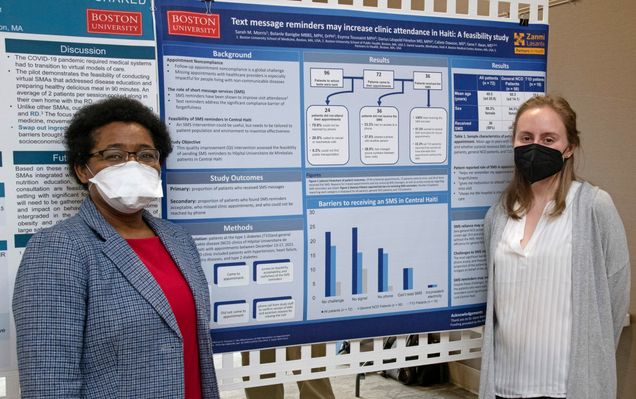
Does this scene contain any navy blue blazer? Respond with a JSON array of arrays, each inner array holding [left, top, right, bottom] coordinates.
[[13, 197, 219, 398]]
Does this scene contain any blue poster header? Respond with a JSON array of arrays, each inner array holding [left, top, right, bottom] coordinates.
[[157, 2, 548, 60], [6, 39, 155, 60], [13, 151, 68, 165]]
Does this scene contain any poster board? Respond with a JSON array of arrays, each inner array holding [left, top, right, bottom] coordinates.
[[154, 0, 548, 353]]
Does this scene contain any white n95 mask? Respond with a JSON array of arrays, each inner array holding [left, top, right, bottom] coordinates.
[[88, 161, 163, 214]]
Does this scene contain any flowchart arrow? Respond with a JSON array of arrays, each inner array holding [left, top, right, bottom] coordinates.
[[325, 76, 360, 105], [377, 80, 405, 106]]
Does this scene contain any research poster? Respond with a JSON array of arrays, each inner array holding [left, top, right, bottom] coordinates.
[[154, 1, 548, 352], [0, 0, 158, 375]]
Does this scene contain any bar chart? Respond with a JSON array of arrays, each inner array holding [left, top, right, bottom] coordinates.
[[306, 201, 448, 320]]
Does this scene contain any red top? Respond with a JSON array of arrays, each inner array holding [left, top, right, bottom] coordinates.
[[128, 237, 203, 399]]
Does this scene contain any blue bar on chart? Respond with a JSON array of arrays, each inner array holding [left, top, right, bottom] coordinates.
[[325, 231, 337, 297], [352, 227, 363, 295], [378, 248, 389, 292], [403, 268, 413, 290], [355, 252, 363, 294], [0, 182, 5, 228]]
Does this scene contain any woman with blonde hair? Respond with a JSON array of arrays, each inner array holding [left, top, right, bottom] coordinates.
[[479, 95, 630, 399]]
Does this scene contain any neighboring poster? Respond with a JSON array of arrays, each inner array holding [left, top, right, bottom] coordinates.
[[0, 0, 158, 376], [154, 1, 548, 352]]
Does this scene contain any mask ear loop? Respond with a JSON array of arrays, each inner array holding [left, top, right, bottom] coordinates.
[[85, 165, 97, 191], [562, 145, 574, 160]]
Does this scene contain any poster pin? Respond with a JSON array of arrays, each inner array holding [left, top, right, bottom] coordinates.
[[200, 0, 214, 15]]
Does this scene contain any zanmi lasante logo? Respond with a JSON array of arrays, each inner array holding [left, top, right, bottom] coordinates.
[[514, 32, 526, 46], [514, 31, 545, 55]]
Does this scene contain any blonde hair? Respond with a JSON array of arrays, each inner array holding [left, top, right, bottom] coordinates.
[[503, 95, 580, 219]]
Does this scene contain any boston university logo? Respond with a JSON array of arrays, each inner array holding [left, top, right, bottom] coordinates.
[[167, 11, 220, 38], [87, 9, 143, 36]]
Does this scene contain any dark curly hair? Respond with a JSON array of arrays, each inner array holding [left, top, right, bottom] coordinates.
[[64, 96, 172, 187]]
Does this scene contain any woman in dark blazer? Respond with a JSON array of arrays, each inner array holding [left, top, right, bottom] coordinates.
[[12, 97, 220, 399]]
